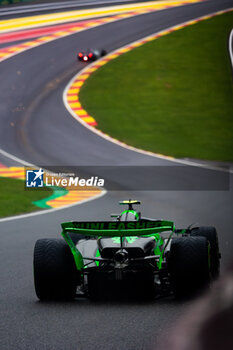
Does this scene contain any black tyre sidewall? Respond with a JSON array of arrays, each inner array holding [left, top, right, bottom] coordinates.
[[33, 239, 78, 301], [191, 226, 220, 279], [169, 237, 210, 298]]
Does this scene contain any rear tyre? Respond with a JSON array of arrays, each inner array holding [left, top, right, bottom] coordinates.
[[169, 237, 210, 298], [191, 226, 220, 279], [34, 239, 78, 301]]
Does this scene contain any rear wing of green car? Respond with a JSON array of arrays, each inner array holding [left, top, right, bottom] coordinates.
[[61, 220, 175, 237], [61, 220, 175, 270]]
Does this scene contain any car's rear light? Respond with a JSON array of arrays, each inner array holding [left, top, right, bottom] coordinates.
[[78, 53, 83, 57], [83, 56, 88, 61], [88, 53, 93, 58]]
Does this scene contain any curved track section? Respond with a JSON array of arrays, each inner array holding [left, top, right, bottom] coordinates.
[[1, 0, 231, 166], [0, 1, 233, 350], [63, 6, 232, 168]]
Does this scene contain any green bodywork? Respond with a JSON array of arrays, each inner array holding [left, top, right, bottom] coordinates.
[[61, 209, 178, 271]]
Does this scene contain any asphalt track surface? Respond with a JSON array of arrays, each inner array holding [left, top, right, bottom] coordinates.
[[0, 0, 149, 19], [0, 0, 145, 13], [0, 1, 233, 349]]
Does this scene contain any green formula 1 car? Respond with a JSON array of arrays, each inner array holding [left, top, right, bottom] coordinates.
[[33, 200, 221, 300]]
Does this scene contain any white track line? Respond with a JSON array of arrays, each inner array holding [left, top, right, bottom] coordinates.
[[63, 10, 233, 174], [0, 189, 106, 223], [0, 148, 33, 167]]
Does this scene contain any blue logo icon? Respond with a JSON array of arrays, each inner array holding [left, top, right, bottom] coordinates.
[[26, 169, 44, 187]]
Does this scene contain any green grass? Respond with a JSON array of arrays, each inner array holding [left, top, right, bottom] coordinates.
[[80, 12, 233, 161], [0, 177, 53, 218]]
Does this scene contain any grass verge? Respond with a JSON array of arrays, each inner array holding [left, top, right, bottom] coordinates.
[[80, 12, 233, 161], [0, 177, 53, 218]]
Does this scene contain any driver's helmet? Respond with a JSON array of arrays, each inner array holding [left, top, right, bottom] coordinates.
[[119, 211, 139, 222]]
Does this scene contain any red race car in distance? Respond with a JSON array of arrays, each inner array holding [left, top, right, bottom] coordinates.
[[77, 49, 107, 62]]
